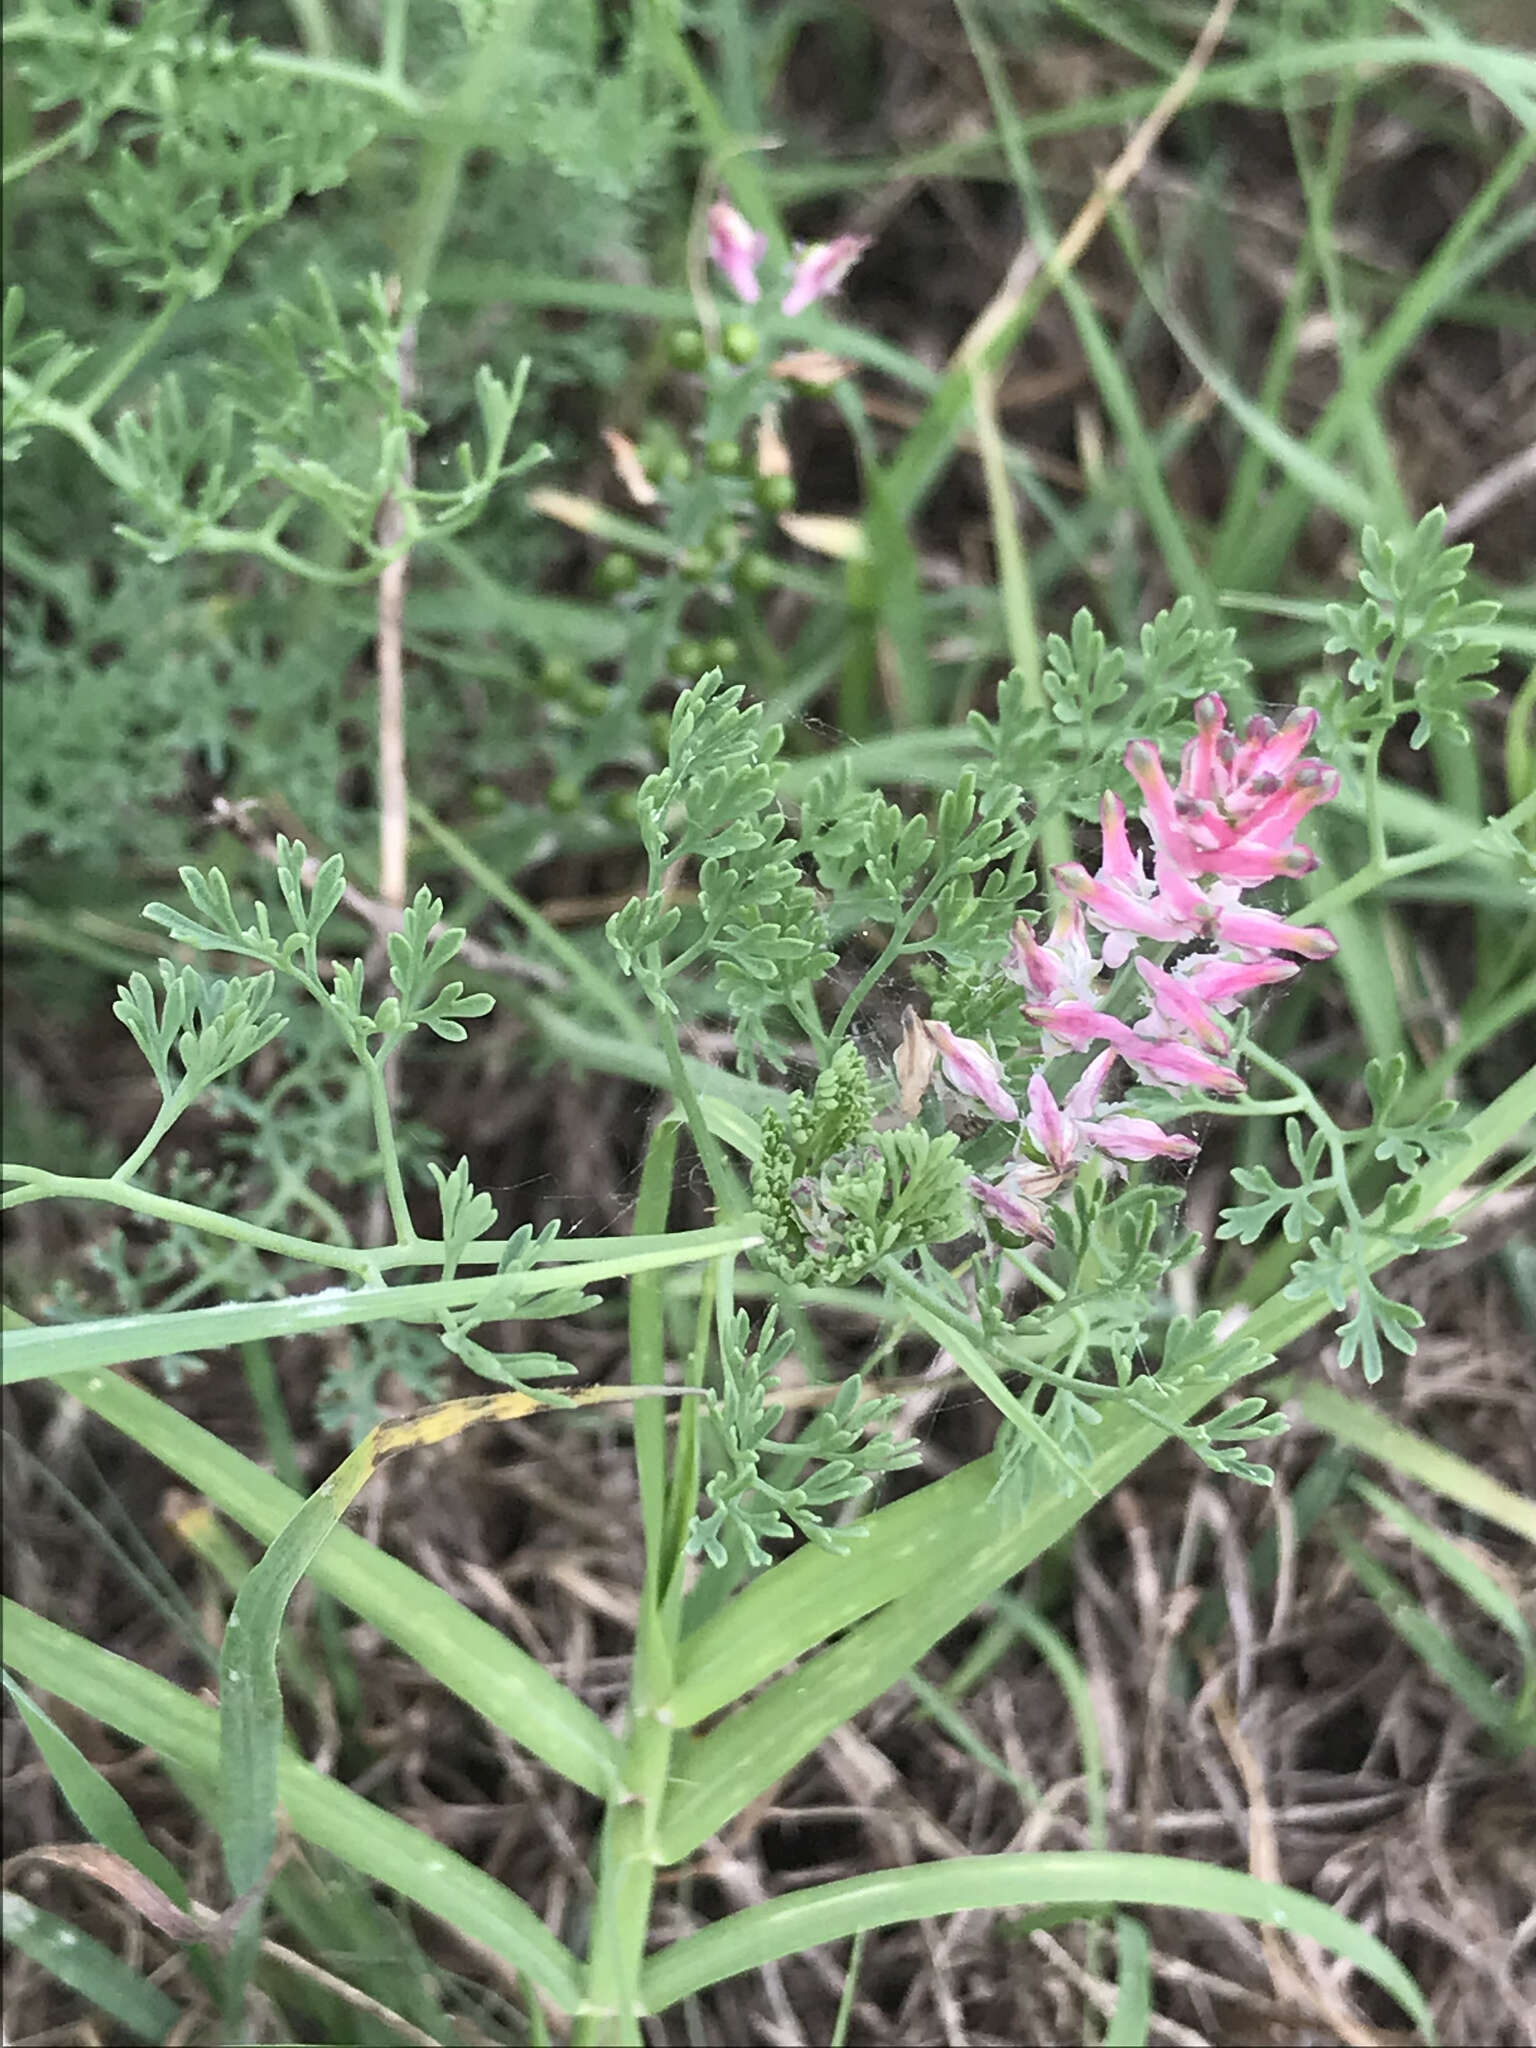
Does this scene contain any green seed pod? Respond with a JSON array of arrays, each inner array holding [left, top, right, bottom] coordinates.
[[677, 545, 717, 582], [721, 322, 760, 365], [667, 326, 708, 370], [540, 656, 579, 699], [646, 712, 673, 757], [706, 635, 740, 669], [573, 680, 610, 717], [470, 782, 503, 815], [734, 549, 778, 594], [593, 551, 639, 596], [708, 516, 742, 560], [670, 637, 708, 677], [704, 438, 742, 474], [753, 473, 796, 514], [547, 773, 583, 813], [606, 786, 640, 826]]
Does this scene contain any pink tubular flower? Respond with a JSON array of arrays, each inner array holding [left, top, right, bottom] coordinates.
[[1125, 694, 1339, 887], [969, 1051, 1198, 1242], [781, 234, 870, 317], [1003, 901, 1101, 1004], [707, 201, 767, 304], [1170, 952, 1301, 1009], [1206, 892, 1338, 962], [920, 1018, 1019, 1121], [969, 1168, 1057, 1245], [1024, 997, 1243, 1096], [1027, 1051, 1199, 1173], [1132, 957, 1237, 1054], [1054, 794, 1211, 967], [1125, 1031, 1244, 1097], [1059, 1050, 1200, 1165], [1023, 995, 1141, 1061]]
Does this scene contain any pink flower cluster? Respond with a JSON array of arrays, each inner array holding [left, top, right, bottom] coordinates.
[[707, 200, 870, 318], [913, 695, 1340, 1244]]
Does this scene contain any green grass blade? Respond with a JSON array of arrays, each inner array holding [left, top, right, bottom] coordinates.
[[903, 1670, 1039, 1806], [2, 1889, 182, 2044], [1138, 270, 1378, 530], [217, 1431, 382, 2017], [64, 1370, 619, 1794], [0, 1226, 756, 1384], [1350, 1476, 1535, 1662], [2, 1600, 584, 2014], [218, 1380, 674, 2023], [1, 1673, 188, 1904], [995, 1597, 1106, 1852], [1294, 1381, 1536, 1544], [1055, 256, 1217, 610], [1233, 143, 1536, 586], [1306, 843, 1407, 1064], [630, 1119, 682, 1560], [1105, 1913, 1152, 2048], [1327, 1518, 1526, 1748], [671, 1450, 1008, 1726], [636, 1852, 1433, 2039], [828, 1926, 866, 2048], [658, 1383, 1222, 1860]]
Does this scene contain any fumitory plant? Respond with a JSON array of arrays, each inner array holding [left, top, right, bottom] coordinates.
[[6, 498, 1531, 2042], [4, 8, 1533, 2032]]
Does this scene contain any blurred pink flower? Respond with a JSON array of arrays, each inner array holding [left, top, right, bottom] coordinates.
[[1125, 1030, 1244, 1096], [781, 234, 870, 316], [707, 201, 767, 304]]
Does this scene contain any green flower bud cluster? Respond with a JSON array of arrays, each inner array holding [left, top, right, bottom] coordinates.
[[753, 1043, 970, 1284]]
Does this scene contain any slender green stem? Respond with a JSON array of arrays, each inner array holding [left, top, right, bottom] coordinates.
[[111, 1082, 197, 1185], [379, 0, 408, 80], [653, 990, 742, 1217], [281, 0, 336, 57], [1361, 721, 1394, 871], [362, 1054, 417, 1246], [77, 294, 187, 418], [883, 1265, 1090, 1496], [828, 877, 942, 1047], [2, 1168, 381, 1278], [574, 1617, 674, 2047], [1504, 667, 1536, 856], [1304, 786, 1536, 926], [1, 122, 88, 183], [1242, 1040, 1366, 1232], [0, 1167, 759, 1281], [577, 1129, 697, 2046], [967, 356, 1072, 886]]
